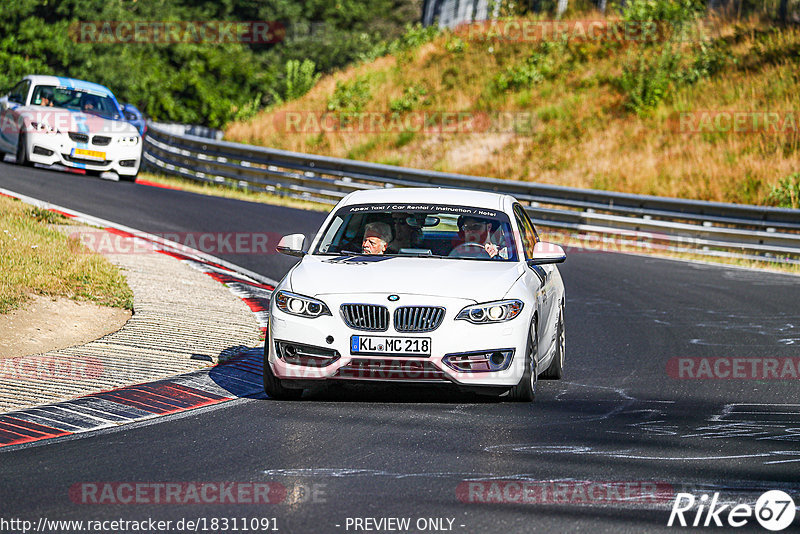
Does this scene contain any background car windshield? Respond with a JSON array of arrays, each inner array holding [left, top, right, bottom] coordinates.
[[32, 85, 121, 119], [314, 204, 518, 261]]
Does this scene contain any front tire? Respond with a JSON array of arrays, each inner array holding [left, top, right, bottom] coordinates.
[[508, 323, 538, 402], [16, 133, 32, 167], [263, 340, 303, 400], [540, 305, 564, 380]]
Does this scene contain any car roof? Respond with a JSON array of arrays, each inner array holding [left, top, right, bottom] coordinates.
[[340, 187, 516, 211], [23, 75, 116, 99]]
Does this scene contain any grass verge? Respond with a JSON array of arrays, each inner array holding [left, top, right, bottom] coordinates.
[[0, 195, 134, 314]]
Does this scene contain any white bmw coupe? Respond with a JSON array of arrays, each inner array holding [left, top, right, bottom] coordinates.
[[0, 75, 142, 180], [266, 187, 566, 401]]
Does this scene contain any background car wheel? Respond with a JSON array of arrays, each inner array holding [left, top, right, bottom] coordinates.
[[508, 322, 538, 402], [540, 304, 565, 380], [263, 340, 303, 400], [16, 134, 32, 167]]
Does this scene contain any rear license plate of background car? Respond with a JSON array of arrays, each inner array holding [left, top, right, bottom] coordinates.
[[350, 336, 431, 355]]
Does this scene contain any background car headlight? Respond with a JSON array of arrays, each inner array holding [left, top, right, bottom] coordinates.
[[116, 136, 140, 145], [29, 122, 60, 134], [456, 300, 523, 324], [274, 290, 331, 318]]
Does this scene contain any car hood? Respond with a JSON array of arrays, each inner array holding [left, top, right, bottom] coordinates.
[[19, 106, 137, 135], [289, 255, 525, 303]]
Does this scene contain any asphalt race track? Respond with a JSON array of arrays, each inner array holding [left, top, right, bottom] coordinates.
[[1, 163, 799, 533]]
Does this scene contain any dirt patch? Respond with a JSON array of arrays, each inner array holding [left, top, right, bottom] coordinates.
[[0, 295, 131, 358]]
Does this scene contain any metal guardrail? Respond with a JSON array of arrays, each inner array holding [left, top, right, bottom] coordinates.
[[143, 123, 800, 264]]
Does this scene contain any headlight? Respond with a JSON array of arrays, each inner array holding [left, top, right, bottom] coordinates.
[[456, 300, 523, 324], [274, 290, 331, 318], [116, 136, 140, 145]]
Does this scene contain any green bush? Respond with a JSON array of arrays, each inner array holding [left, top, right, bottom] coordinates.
[[621, 0, 704, 26], [389, 84, 428, 113], [283, 59, 321, 102], [618, 45, 679, 114], [361, 23, 441, 62], [327, 77, 372, 112], [768, 173, 800, 209], [492, 42, 568, 93]]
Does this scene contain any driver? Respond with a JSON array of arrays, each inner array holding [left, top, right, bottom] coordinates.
[[81, 95, 100, 112], [38, 88, 55, 107], [361, 221, 392, 255], [451, 215, 505, 258]]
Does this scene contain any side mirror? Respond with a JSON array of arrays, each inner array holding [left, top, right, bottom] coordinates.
[[276, 234, 306, 257], [527, 242, 566, 265]]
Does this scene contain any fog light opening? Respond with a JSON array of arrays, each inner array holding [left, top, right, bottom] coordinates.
[[443, 349, 514, 373], [276, 341, 340, 368]]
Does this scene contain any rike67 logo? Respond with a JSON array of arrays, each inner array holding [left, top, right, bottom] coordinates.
[[668, 491, 796, 531]]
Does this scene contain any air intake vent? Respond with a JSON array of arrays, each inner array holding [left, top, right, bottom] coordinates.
[[393, 306, 445, 333], [340, 304, 389, 332], [68, 132, 89, 143], [92, 135, 111, 146]]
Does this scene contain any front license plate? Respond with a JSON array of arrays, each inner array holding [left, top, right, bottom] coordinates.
[[72, 148, 106, 161], [350, 335, 431, 355]]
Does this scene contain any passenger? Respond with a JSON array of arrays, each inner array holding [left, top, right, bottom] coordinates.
[[361, 221, 392, 255]]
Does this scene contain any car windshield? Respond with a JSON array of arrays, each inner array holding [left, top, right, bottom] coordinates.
[[314, 203, 518, 261], [31, 85, 121, 120]]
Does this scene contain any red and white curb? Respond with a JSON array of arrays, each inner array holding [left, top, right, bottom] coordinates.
[[0, 350, 265, 448]]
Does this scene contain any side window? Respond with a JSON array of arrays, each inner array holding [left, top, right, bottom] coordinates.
[[522, 207, 541, 244], [513, 204, 537, 259], [8, 81, 30, 104]]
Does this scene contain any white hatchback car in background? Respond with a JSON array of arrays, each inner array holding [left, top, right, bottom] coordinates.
[[0, 75, 142, 180], [266, 187, 566, 401]]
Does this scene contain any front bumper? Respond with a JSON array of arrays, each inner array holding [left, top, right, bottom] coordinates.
[[26, 131, 141, 176], [268, 293, 531, 388]]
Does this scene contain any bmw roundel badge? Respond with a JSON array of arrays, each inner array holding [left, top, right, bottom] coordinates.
[[388, 295, 400, 302]]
